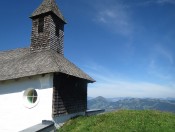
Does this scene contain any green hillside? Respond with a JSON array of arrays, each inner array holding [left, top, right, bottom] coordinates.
[[58, 110, 175, 132]]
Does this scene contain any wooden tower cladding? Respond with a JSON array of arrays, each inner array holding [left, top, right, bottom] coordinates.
[[30, 0, 66, 55]]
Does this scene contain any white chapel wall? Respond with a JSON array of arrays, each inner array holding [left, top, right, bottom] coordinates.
[[0, 73, 53, 132]]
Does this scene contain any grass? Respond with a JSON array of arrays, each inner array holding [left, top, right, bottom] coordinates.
[[58, 110, 175, 132]]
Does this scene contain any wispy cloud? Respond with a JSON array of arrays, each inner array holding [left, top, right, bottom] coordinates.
[[92, 1, 133, 36], [131, 0, 175, 6], [156, 45, 174, 64], [90, 0, 175, 36], [148, 44, 174, 80], [83, 0, 175, 98], [156, 0, 175, 4], [85, 62, 175, 98], [89, 80, 175, 98]]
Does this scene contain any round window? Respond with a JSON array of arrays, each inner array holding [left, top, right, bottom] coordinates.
[[23, 88, 39, 108]]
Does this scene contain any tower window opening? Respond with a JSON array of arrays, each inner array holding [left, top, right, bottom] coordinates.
[[38, 17, 44, 33], [56, 24, 59, 37]]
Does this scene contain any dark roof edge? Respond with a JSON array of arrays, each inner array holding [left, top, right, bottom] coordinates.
[[30, 0, 66, 23], [29, 11, 67, 24]]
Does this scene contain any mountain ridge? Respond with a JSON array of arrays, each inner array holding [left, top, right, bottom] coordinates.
[[88, 96, 175, 113]]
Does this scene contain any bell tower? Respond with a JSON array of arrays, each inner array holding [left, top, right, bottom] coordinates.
[[30, 0, 66, 55]]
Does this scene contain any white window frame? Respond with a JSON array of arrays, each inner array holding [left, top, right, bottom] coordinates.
[[23, 88, 40, 109]]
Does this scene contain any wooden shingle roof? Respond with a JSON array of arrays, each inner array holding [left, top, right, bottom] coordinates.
[[31, 0, 66, 23], [0, 48, 95, 82]]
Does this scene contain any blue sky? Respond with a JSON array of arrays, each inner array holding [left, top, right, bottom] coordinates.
[[0, 0, 175, 98]]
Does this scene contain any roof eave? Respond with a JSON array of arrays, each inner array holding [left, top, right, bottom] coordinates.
[[29, 11, 67, 24]]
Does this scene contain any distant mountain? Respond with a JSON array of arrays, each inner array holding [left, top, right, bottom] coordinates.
[[88, 96, 110, 109], [88, 96, 175, 113], [106, 97, 132, 102], [166, 97, 175, 101]]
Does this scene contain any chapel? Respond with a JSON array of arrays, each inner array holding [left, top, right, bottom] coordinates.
[[0, 0, 94, 131]]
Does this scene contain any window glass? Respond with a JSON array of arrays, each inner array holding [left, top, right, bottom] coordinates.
[[27, 89, 38, 104]]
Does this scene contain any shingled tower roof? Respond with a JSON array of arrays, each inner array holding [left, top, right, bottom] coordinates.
[[31, 0, 66, 23]]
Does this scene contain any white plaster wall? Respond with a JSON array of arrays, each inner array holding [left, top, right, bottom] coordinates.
[[0, 74, 53, 132]]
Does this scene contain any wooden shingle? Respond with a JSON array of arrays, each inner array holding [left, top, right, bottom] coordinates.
[[0, 49, 95, 82]]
